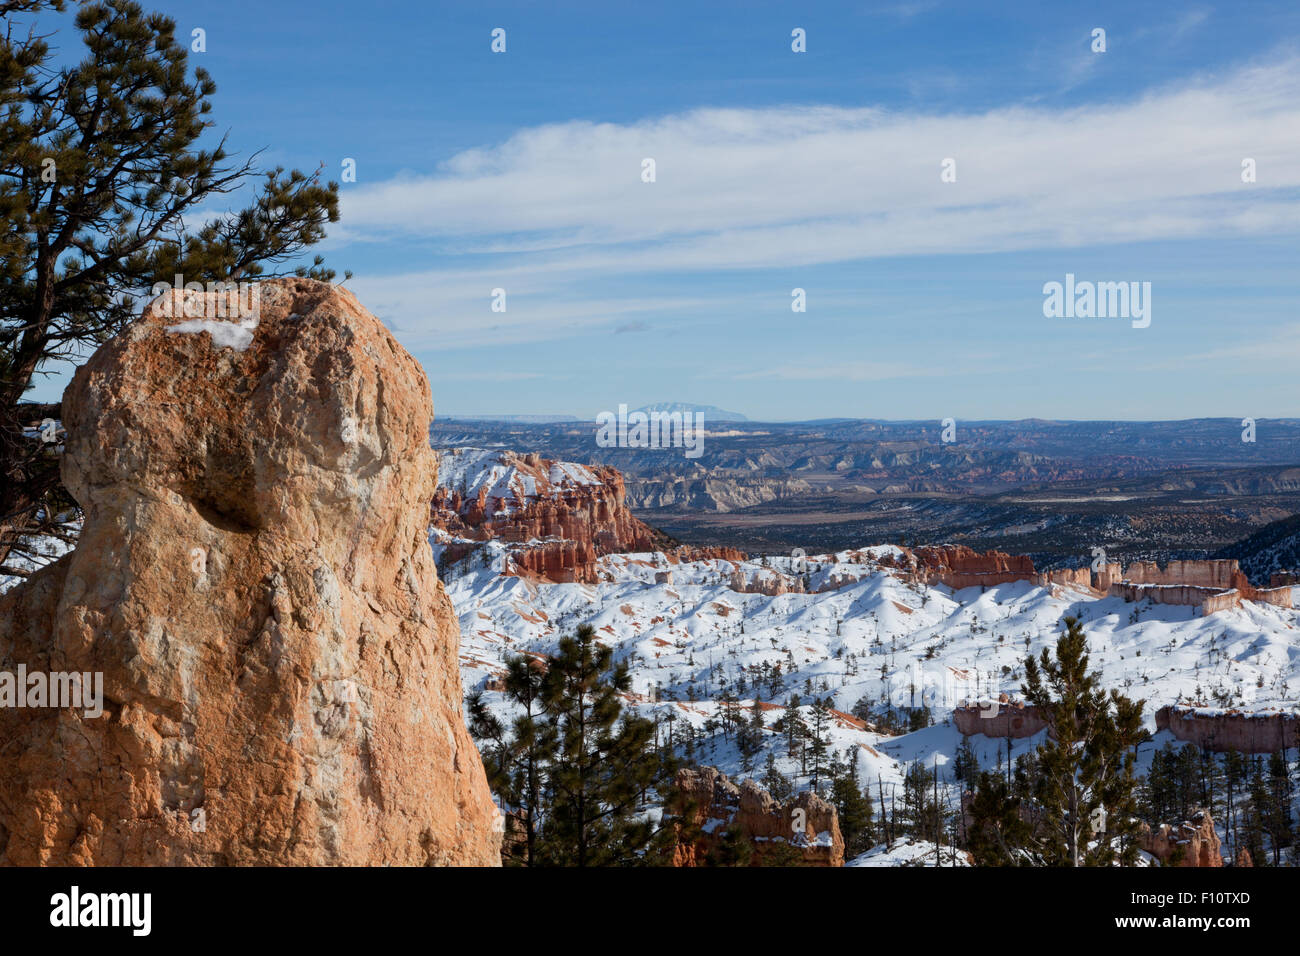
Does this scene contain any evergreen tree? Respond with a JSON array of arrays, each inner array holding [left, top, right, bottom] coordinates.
[[831, 760, 874, 857], [967, 770, 1032, 866], [1242, 757, 1270, 866], [1143, 742, 1181, 825], [808, 698, 831, 791], [466, 654, 554, 866], [901, 760, 938, 841], [762, 751, 794, 802], [537, 624, 675, 866], [1222, 750, 1248, 861], [0, 0, 342, 569], [705, 824, 754, 867], [1174, 742, 1201, 820], [968, 616, 1146, 866], [1263, 750, 1293, 864], [953, 735, 980, 782], [785, 695, 809, 766], [1019, 616, 1147, 865]]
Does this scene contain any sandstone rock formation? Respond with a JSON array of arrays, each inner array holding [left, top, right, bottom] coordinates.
[[1155, 704, 1299, 754], [671, 766, 844, 866], [911, 545, 1036, 590], [1140, 810, 1223, 867], [893, 548, 1290, 617], [667, 545, 747, 565], [0, 277, 500, 865], [432, 448, 659, 583], [881, 544, 1099, 595], [953, 697, 1049, 739], [1112, 558, 1291, 616]]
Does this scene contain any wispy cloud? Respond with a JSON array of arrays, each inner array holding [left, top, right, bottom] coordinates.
[[337, 54, 1300, 347]]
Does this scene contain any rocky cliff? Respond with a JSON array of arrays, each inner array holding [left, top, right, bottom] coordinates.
[[1155, 704, 1299, 754], [670, 766, 844, 866], [432, 448, 662, 583], [0, 278, 500, 865], [953, 698, 1049, 739], [1139, 810, 1224, 867]]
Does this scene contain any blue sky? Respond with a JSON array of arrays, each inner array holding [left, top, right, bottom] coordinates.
[[31, 1, 1300, 420]]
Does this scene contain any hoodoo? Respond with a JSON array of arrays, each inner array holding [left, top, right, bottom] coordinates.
[[0, 278, 500, 865]]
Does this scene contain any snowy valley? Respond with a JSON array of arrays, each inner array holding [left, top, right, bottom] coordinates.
[[435, 447, 1300, 866]]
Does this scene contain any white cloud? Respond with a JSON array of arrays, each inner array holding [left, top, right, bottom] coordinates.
[[338, 55, 1300, 346]]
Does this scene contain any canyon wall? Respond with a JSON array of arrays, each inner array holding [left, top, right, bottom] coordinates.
[[909, 545, 1038, 590], [1125, 559, 1239, 590], [897, 547, 1290, 617], [432, 449, 659, 583], [953, 699, 1049, 739], [1112, 559, 1291, 615], [1155, 705, 1298, 754], [0, 278, 500, 865]]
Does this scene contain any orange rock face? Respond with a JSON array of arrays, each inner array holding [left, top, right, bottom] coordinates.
[[1140, 810, 1223, 867], [900, 545, 1042, 590], [671, 766, 844, 866], [1111, 559, 1291, 615], [0, 278, 500, 865], [953, 698, 1049, 739], [667, 545, 748, 565], [432, 449, 661, 583], [1155, 705, 1299, 754]]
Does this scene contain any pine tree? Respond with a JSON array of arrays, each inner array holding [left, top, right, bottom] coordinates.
[[831, 760, 874, 857], [967, 770, 1032, 866], [784, 694, 808, 763], [705, 824, 753, 866], [1264, 749, 1293, 864], [1222, 750, 1248, 860], [0, 1, 342, 569], [1019, 616, 1146, 865], [1143, 742, 1180, 824], [900, 761, 938, 841], [762, 751, 793, 802], [808, 698, 831, 791], [1174, 742, 1201, 820], [537, 624, 675, 866], [465, 654, 554, 866], [1243, 757, 1270, 866], [953, 735, 980, 782]]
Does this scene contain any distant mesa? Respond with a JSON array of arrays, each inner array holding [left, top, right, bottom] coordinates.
[[439, 414, 580, 424], [436, 404, 750, 425], [634, 402, 748, 423]]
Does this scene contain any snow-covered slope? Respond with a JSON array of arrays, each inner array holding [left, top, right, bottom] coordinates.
[[447, 537, 1300, 816]]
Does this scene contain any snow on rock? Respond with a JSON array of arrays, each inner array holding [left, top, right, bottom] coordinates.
[[165, 316, 257, 351]]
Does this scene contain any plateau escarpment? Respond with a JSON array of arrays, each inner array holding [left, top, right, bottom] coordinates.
[[431, 447, 744, 583], [430, 417, 1300, 563], [0, 278, 500, 866]]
